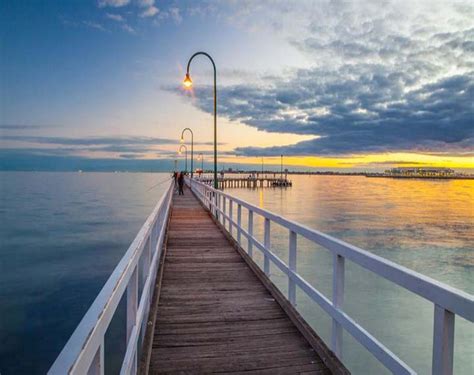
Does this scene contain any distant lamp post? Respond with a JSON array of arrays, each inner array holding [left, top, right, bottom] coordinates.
[[179, 144, 188, 173], [183, 52, 218, 189], [180, 127, 194, 178], [280, 154, 283, 180], [199, 152, 204, 171]]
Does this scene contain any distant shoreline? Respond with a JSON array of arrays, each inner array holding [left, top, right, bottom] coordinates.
[[365, 174, 474, 180]]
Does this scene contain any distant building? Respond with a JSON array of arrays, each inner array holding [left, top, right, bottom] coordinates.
[[385, 167, 455, 176]]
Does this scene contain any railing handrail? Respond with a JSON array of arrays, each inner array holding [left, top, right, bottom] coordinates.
[[188, 178, 473, 375], [49, 180, 173, 374], [190, 179, 473, 320]]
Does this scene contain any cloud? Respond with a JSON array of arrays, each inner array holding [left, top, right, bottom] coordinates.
[[168, 7, 182, 24], [97, 0, 130, 8], [0, 124, 55, 130], [82, 21, 108, 32], [60, 17, 109, 33], [172, 1, 474, 157], [137, 0, 154, 7], [121, 23, 136, 34], [140, 6, 159, 18], [119, 153, 142, 159], [1, 135, 225, 155], [105, 13, 124, 22], [2, 135, 174, 146], [364, 161, 426, 165], [137, 0, 158, 18]]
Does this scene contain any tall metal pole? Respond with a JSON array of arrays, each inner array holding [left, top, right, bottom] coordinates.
[[281, 154, 283, 180], [179, 144, 188, 173], [181, 128, 194, 179], [185, 52, 218, 189]]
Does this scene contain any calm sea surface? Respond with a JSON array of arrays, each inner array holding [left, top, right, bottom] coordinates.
[[0, 172, 472, 374], [0, 172, 170, 374], [224, 174, 473, 375]]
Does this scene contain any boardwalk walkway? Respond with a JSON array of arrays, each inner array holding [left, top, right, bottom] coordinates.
[[147, 187, 330, 374]]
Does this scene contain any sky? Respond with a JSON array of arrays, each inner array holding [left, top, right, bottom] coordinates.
[[1, 0, 473, 171]]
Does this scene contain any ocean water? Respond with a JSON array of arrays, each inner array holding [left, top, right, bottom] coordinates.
[[0, 172, 472, 374], [223, 174, 474, 374], [0, 172, 170, 374]]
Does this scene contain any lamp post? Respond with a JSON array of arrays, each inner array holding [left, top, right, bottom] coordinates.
[[179, 144, 188, 173], [280, 154, 283, 180], [180, 128, 194, 178], [199, 152, 204, 171], [183, 52, 218, 189]]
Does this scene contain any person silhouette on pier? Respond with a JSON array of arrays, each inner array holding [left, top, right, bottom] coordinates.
[[178, 171, 185, 195]]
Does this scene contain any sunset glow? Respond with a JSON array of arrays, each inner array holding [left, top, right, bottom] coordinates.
[[1, 1, 472, 172]]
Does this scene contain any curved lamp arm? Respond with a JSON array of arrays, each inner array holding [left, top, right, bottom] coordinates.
[[179, 144, 188, 172], [185, 51, 218, 189], [181, 128, 194, 178], [186, 52, 216, 76], [180, 127, 193, 142]]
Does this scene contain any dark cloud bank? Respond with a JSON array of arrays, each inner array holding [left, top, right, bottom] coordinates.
[[176, 21, 474, 157]]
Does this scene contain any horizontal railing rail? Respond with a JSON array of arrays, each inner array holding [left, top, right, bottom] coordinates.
[[188, 178, 473, 375], [49, 180, 174, 375]]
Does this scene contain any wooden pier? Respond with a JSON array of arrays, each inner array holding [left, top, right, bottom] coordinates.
[[49, 178, 474, 375], [143, 187, 344, 374]]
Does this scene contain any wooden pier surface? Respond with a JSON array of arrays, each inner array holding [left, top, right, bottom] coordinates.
[[146, 187, 331, 374]]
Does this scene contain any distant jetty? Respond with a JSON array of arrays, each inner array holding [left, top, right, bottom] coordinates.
[[202, 168, 473, 180]]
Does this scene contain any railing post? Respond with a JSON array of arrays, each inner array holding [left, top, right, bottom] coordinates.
[[216, 192, 220, 221], [214, 192, 218, 219], [223, 196, 227, 227], [264, 218, 270, 276], [228, 200, 233, 234], [144, 236, 151, 280], [127, 267, 138, 371], [288, 230, 297, 306], [331, 254, 345, 359], [432, 305, 455, 375], [88, 340, 104, 375], [237, 204, 242, 245], [140, 235, 152, 347], [248, 210, 253, 258]]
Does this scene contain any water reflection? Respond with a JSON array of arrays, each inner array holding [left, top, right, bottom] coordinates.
[[226, 175, 473, 374]]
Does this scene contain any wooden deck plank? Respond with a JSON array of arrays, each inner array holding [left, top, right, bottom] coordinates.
[[147, 187, 331, 374]]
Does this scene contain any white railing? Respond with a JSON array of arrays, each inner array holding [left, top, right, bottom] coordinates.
[[188, 178, 473, 375], [48, 180, 174, 375]]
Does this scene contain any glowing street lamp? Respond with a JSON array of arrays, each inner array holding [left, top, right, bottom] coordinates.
[[179, 144, 188, 173], [183, 73, 192, 88], [183, 52, 218, 189], [180, 128, 194, 178]]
